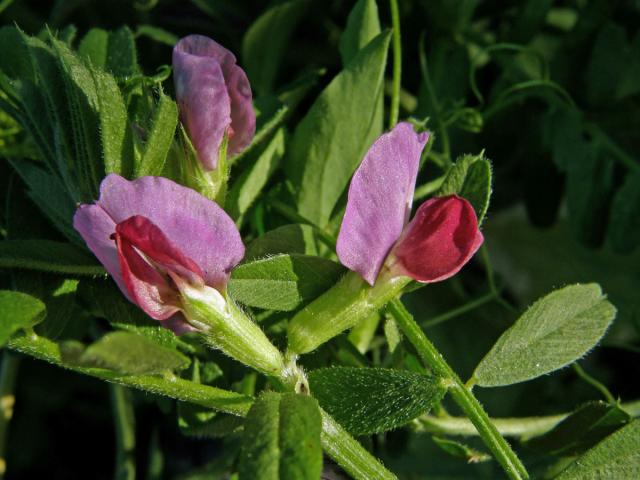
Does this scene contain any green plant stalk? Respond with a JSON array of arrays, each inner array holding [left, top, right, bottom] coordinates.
[[8, 334, 254, 416], [388, 0, 401, 128], [321, 408, 397, 480], [179, 282, 285, 378], [572, 363, 616, 404], [422, 291, 497, 328], [417, 399, 640, 439], [387, 299, 529, 480], [0, 352, 19, 479], [8, 334, 394, 480], [111, 385, 136, 480], [288, 271, 411, 354]]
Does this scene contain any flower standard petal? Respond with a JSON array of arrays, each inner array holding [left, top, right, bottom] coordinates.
[[173, 35, 255, 166], [173, 36, 231, 170], [336, 122, 429, 285], [390, 195, 484, 283], [97, 174, 245, 291]]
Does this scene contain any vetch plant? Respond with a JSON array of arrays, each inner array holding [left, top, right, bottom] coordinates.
[[0, 2, 638, 480]]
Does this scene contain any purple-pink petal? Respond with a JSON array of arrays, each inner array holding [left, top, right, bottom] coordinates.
[[336, 122, 429, 285], [74, 174, 244, 291], [173, 35, 255, 168]]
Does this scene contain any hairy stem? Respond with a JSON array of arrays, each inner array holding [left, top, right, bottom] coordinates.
[[387, 299, 529, 480], [8, 334, 393, 480]]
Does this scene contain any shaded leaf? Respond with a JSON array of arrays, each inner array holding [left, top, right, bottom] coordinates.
[[285, 31, 391, 227], [242, 0, 308, 96], [244, 224, 318, 261], [228, 128, 285, 220], [556, 419, 640, 479], [339, 0, 381, 65], [308, 367, 446, 435], [229, 254, 344, 311], [473, 284, 616, 387], [527, 401, 630, 456], [135, 91, 178, 177], [61, 331, 190, 375], [0, 239, 103, 275], [0, 290, 46, 346], [607, 171, 640, 253], [79, 278, 177, 348]]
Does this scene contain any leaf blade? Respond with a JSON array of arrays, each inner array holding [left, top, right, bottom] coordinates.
[[473, 284, 616, 387]]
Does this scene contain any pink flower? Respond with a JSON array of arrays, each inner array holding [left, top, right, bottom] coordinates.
[[73, 174, 244, 334], [173, 35, 255, 170], [336, 122, 483, 286]]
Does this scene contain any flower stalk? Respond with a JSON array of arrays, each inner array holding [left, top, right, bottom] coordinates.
[[387, 299, 529, 480], [287, 270, 411, 355]]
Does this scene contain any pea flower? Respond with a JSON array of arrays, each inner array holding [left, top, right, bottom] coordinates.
[[337, 121, 484, 285], [288, 122, 483, 354], [74, 174, 283, 376], [173, 35, 255, 171]]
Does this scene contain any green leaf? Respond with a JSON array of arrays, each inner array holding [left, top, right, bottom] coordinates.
[[436, 153, 492, 223], [608, 171, 640, 253], [238, 392, 322, 480], [473, 284, 616, 387], [78, 28, 109, 68], [106, 26, 140, 79], [432, 436, 491, 463], [555, 419, 640, 480], [0, 239, 104, 275], [285, 31, 391, 227], [135, 91, 178, 177], [228, 128, 285, 220], [527, 401, 630, 456], [566, 150, 615, 248], [61, 331, 190, 375], [242, 0, 308, 96], [8, 160, 79, 242], [244, 224, 319, 261], [308, 367, 446, 435], [0, 290, 46, 346], [89, 64, 131, 175], [339, 0, 381, 65], [228, 254, 345, 311]]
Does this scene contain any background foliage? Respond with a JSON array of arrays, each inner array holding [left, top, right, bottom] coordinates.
[[0, 0, 638, 479]]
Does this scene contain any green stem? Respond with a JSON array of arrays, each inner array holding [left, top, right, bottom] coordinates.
[[8, 334, 253, 416], [321, 409, 397, 480], [0, 352, 19, 479], [417, 399, 640, 439], [572, 363, 616, 404], [388, 0, 401, 128], [422, 291, 497, 328], [8, 334, 393, 480], [387, 299, 529, 480], [111, 385, 136, 480]]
